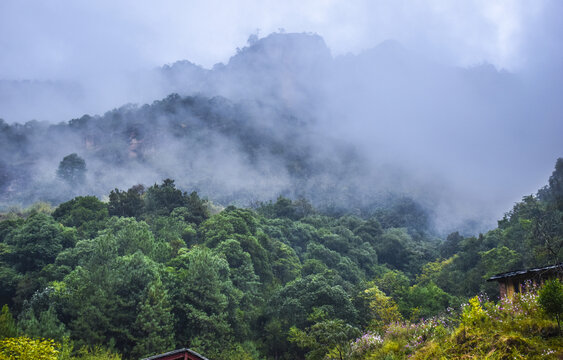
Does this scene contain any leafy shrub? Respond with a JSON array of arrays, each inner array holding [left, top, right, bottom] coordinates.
[[0, 336, 59, 360], [538, 278, 563, 334]]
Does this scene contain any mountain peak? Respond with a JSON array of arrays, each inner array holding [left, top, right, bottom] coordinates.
[[227, 32, 332, 69]]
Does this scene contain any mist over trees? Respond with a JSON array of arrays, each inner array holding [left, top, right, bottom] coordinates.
[[0, 93, 366, 222], [2, 32, 561, 234], [56, 154, 86, 186]]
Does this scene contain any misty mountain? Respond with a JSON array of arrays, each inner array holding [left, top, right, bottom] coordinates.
[[0, 93, 372, 217], [1, 32, 561, 234], [152, 33, 562, 231]]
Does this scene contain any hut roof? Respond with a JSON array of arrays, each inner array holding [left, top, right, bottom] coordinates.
[[141, 348, 209, 360], [486, 263, 563, 282]]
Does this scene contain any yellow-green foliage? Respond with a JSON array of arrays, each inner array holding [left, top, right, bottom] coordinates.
[[351, 291, 563, 360], [361, 283, 402, 328], [0, 336, 122, 360], [460, 296, 487, 326], [72, 346, 122, 360], [0, 336, 59, 360], [25, 202, 54, 216]]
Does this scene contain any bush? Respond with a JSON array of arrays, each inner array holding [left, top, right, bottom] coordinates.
[[0, 336, 59, 360], [538, 278, 563, 334]]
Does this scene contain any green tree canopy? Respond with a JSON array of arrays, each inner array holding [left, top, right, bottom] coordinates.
[[2, 213, 70, 272], [108, 184, 145, 218], [52, 196, 108, 239], [144, 179, 187, 216], [57, 153, 86, 186]]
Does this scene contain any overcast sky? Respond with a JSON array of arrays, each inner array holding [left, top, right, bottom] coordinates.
[[1, 0, 561, 81]]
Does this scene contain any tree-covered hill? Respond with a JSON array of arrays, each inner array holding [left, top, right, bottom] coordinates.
[[0, 93, 367, 210], [0, 159, 561, 359], [4, 32, 561, 235]]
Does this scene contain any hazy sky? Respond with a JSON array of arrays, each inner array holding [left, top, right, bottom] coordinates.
[[0, 0, 561, 81]]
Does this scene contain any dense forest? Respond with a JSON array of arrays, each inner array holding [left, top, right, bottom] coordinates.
[[0, 158, 561, 359]]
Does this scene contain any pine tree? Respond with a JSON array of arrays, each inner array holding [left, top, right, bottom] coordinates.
[[0, 305, 17, 338], [131, 278, 175, 359]]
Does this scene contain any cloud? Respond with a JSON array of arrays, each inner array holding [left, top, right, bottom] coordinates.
[[0, 0, 557, 81], [1, 0, 558, 124]]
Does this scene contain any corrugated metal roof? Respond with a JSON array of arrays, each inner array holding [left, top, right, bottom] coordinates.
[[141, 348, 210, 360], [487, 263, 563, 281]]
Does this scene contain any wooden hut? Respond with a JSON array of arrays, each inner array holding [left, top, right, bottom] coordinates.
[[141, 348, 209, 360], [487, 263, 563, 298]]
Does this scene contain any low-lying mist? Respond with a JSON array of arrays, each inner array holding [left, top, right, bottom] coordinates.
[[1, 32, 562, 235]]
